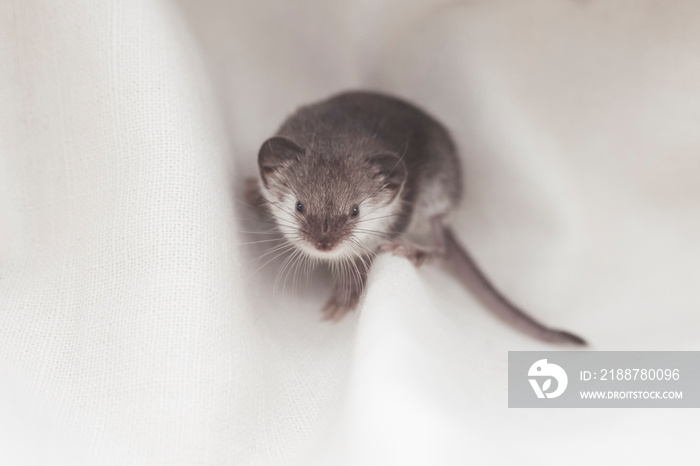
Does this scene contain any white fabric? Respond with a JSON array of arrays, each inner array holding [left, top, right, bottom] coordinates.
[[1, 0, 699, 464]]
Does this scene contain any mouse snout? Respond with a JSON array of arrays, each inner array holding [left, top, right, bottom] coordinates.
[[305, 215, 345, 252], [315, 238, 334, 251]]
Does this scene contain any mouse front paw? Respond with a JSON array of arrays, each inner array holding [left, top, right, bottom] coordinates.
[[321, 293, 359, 322], [244, 177, 265, 210], [380, 242, 436, 267]]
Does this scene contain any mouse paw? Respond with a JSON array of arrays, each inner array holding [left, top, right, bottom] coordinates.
[[244, 178, 265, 210], [380, 242, 436, 267], [321, 294, 359, 322]]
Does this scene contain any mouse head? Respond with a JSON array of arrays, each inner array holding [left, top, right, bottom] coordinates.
[[257, 136, 406, 260]]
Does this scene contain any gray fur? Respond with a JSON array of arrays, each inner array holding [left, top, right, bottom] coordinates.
[[270, 91, 462, 237], [252, 91, 586, 345]]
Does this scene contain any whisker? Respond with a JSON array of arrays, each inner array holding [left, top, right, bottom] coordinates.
[[248, 240, 296, 263], [248, 243, 296, 278], [353, 229, 397, 243], [274, 247, 298, 297], [349, 237, 376, 260], [237, 230, 281, 236], [286, 248, 305, 296], [236, 215, 296, 229], [356, 212, 403, 224], [237, 238, 285, 246]]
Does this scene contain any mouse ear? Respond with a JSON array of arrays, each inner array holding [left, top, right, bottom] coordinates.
[[366, 153, 407, 200], [258, 137, 305, 188]]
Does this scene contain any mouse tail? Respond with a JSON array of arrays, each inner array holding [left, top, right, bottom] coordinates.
[[442, 226, 587, 346]]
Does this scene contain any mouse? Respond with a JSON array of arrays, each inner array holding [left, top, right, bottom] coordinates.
[[245, 90, 586, 346]]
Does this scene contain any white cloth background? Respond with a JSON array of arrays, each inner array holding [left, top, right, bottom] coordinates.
[[1, 0, 699, 464]]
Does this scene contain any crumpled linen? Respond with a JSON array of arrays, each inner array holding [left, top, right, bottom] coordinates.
[[1, 0, 699, 464]]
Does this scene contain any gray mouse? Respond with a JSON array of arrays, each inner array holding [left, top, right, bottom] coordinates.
[[246, 91, 586, 346]]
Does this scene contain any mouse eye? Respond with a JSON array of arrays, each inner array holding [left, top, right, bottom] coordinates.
[[351, 205, 359, 217], [296, 201, 304, 214]]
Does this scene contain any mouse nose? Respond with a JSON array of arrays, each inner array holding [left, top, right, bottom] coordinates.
[[316, 240, 333, 251]]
